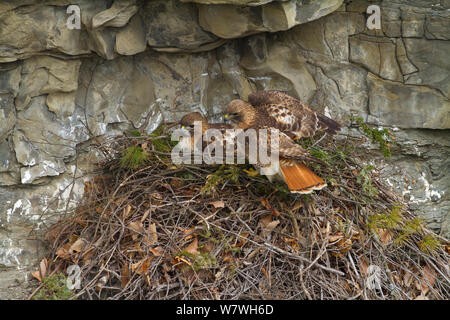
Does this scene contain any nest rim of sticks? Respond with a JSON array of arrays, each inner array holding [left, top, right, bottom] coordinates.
[[37, 126, 449, 300]]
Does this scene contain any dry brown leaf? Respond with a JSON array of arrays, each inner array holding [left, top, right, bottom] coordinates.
[[149, 246, 164, 257], [223, 254, 232, 263], [209, 200, 225, 209], [123, 204, 133, 220], [31, 270, 43, 282], [377, 228, 393, 244], [184, 238, 200, 255], [260, 198, 280, 216], [261, 266, 269, 279], [56, 236, 79, 259], [146, 223, 158, 245], [403, 271, 413, 287], [31, 258, 48, 282], [126, 242, 142, 255], [174, 255, 191, 266], [420, 265, 436, 294], [81, 246, 96, 263], [121, 264, 130, 288], [264, 220, 280, 232], [328, 233, 345, 243], [259, 215, 280, 233], [128, 221, 144, 241], [56, 243, 71, 259], [150, 192, 162, 200], [203, 241, 215, 253], [259, 215, 272, 227], [359, 258, 369, 278], [260, 198, 271, 210], [140, 208, 152, 223], [131, 257, 153, 275], [69, 238, 86, 253]]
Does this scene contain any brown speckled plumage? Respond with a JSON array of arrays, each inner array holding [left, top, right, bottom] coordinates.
[[229, 90, 341, 138], [225, 91, 335, 193]]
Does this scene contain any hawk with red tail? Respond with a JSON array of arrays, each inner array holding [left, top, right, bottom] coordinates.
[[224, 90, 341, 194]]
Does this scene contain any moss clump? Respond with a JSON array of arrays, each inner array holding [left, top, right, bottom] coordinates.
[[201, 165, 240, 194], [129, 129, 141, 137], [356, 164, 378, 197], [368, 205, 403, 231], [310, 146, 332, 166], [177, 251, 217, 271], [33, 273, 75, 300], [149, 125, 177, 153], [418, 235, 441, 255], [119, 145, 148, 170], [394, 217, 425, 246], [353, 117, 392, 158]]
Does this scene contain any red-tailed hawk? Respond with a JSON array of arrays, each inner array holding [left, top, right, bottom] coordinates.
[[224, 90, 340, 193], [226, 90, 341, 139], [178, 112, 233, 132], [176, 112, 326, 194], [174, 112, 235, 164], [252, 127, 327, 194]]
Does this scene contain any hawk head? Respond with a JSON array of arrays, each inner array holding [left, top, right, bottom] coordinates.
[[225, 99, 255, 128], [179, 112, 208, 132]]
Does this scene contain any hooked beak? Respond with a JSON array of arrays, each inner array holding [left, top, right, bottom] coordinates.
[[224, 113, 238, 123]]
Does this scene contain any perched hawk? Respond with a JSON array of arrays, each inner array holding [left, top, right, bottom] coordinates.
[[175, 112, 235, 162], [178, 112, 233, 132], [225, 90, 341, 139], [252, 127, 327, 194], [224, 90, 340, 193], [176, 112, 326, 194]]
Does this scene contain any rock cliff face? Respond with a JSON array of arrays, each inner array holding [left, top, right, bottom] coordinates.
[[0, 0, 448, 298]]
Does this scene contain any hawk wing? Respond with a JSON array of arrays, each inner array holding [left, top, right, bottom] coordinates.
[[248, 90, 341, 138], [259, 128, 327, 194]]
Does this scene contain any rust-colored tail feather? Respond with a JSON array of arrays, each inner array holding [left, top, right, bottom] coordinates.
[[279, 162, 327, 194]]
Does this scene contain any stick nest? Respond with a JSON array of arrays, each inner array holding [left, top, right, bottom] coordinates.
[[40, 126, 449, 300]]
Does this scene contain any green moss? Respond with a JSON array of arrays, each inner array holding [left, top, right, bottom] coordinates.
[[356, 164, 378, 197], [149, 126, 177, 153], [310, 147, 332, 165], [177, 250, 217, 271], [129, 129, 141, 137], [353, 117, 392, 158], [119, 145, 148, 170], [418, 235, 441, 255], [33, 273, 75, 300], [201, 165, 240, 194], [274, 184, 290, 200], [368, 205, 403, 230]]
